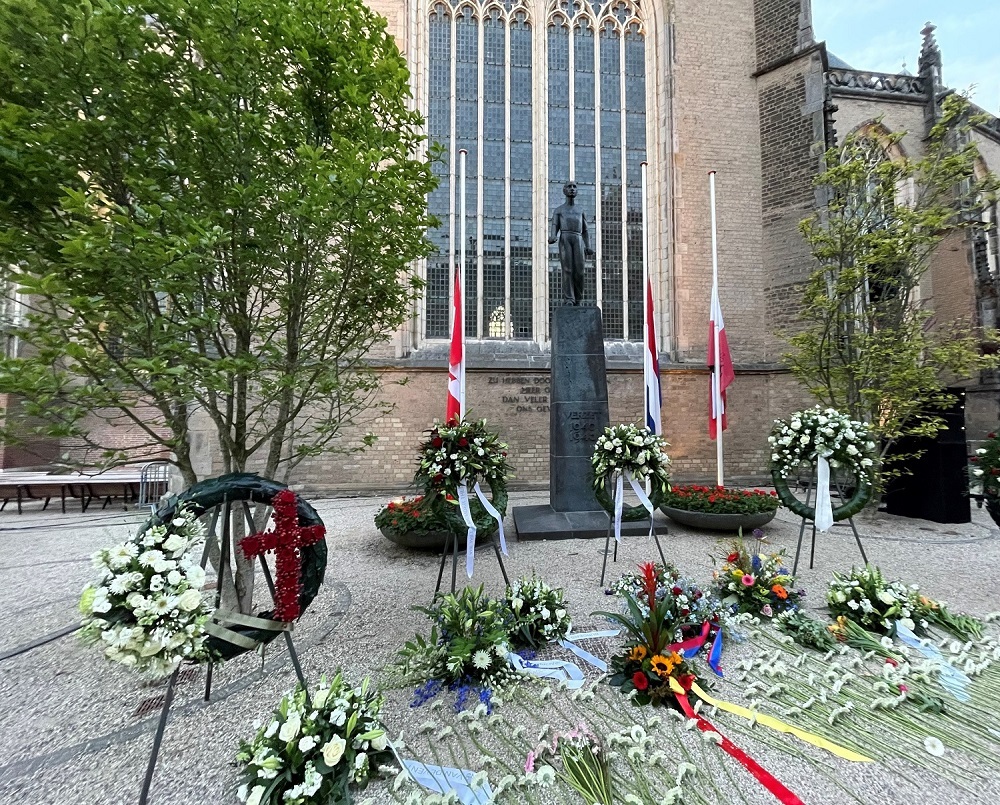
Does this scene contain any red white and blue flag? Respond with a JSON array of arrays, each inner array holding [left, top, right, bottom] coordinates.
[[708, 280, 734, 439], [644, 276, 662, 436], [446, 270, 464, 424]]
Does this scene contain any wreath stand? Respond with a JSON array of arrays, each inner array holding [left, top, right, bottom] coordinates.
[[789, 471, 869, 577], [137, 476, 325, 805], [434, 522, 510, 596], [597, 474, 668, 587]]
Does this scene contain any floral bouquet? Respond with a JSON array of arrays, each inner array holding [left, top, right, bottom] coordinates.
[[768, 406, 877, 483], [506, 575, 572, 649], [415, 419, 511, 496], [662, 485, 779, 515], [525, 723, 612, 805], [79, 504, 210, 677], [236, 673, 390, 805], [395, 585, 519, 710], [591, 423, 670, 495], [827, 565, 983, 640], [607, 562, 723, 641], [596, 563, 709, 706], [714, 532, 803, 618]]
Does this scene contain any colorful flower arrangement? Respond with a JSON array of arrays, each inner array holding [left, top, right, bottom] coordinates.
[[236, 673, 390, 805], [525, 723, 612, 805], [506, 574, 573, 649], [662, 484, 780, 515], [395, 585, 519, 711], [78, 504, 210, 677], [768, 406, 877, 483], [415, 419, 512, 496], [827, 565, 984, 640], [591, 423, 670, 495], [714, 532, 803, 618], [607, 562, 723, 641], [373, 494, 497, 538], [596, 562, 710, 706]]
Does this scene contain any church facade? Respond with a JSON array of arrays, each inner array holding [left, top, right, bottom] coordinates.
[[264, 0, 999, 493], [6, 1, 997, 493]]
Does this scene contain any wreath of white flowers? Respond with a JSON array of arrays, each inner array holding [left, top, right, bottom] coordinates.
[[592, 424, 671, 492], [79, 504, 211, 678], [768, 407, 877, 483]]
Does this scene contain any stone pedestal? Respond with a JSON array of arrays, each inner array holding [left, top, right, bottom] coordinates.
[[549, 306, 609, 511], [514, 306, 669, 540]]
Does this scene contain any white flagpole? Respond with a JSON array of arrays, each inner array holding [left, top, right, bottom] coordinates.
[[709, 170, 724, 488], [641, 161, 650, 429], [459, 149, 467, 419]]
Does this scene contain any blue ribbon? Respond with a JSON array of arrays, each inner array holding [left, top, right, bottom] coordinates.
[[894, 621, 970, 702], [708, 628, 724, 677]]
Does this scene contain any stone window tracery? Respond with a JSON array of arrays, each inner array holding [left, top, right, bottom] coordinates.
[[423, 0, 648, 343]]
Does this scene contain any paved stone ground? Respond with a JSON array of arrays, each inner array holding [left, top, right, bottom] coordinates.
[[1, 492, 999, 804]]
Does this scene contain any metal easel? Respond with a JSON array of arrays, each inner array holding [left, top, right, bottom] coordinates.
[[600, 505, 668, 587], [792, 470, 869, 576], [434, 521, 510, 596]]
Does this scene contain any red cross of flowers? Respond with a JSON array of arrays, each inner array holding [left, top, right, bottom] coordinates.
[[240, 489, 325, 622]]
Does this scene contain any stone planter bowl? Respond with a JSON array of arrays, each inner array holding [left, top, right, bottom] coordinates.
[[659, 506, 777, 532]]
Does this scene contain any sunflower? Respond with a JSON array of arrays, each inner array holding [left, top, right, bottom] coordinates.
[[649, 652, 681, 677], [627, 644, 648, 663]]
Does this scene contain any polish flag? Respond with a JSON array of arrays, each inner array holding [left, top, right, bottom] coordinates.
[[446, 270, 464, 424], [644, 276, 662, 436], [708, 280, 734, 439]]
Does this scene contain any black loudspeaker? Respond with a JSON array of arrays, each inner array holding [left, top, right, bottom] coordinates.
[[883, 390, 971, 524]]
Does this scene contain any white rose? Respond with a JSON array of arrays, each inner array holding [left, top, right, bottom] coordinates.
[[177, 588, 202, 612], [877, 591, 896, 605], [166, 570, 182, 586], [370, 733, 388, 752], [162, 533, 187, 553], [791, 420, 801, 430], [278, 713, 301, 742], [299, 735, 318, 752], [321, 736, 346, 767], [312, 687, 330, 709]]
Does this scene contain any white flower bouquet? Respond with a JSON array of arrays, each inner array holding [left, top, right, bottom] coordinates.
[[591, 424, 670, 495], [79, 505, 210, 677], [506, 575, 573, 649], [768, 406, 877, 483], [236, 674, 391, 805]]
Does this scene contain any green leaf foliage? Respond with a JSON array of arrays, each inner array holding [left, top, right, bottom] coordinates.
[[0, 0, 437, 483], [786, 94, 1000, 494]]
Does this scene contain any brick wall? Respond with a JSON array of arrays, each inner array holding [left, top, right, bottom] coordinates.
[[752, 0, 803, 71]]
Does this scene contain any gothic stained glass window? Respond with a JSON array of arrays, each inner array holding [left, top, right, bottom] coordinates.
[[424, 0, 647, 342]]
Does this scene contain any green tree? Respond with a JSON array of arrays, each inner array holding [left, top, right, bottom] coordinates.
[[0, 0, 436, 488], [786, 95, 999, 489]]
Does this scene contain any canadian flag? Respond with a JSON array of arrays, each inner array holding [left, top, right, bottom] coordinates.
[[644, 276, 662, 436], [446, 270, 464, 424], [708, 280, 734, 439]]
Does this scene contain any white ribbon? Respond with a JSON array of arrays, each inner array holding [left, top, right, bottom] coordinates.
[[815, 454, 834, 532], [507, 651, 585, 689], [626, 471, 656, 539], [613, 471, 624, 543], [473, 481, 507, 556], [456, 482, 476, 578], [558, 638, 608, 672]]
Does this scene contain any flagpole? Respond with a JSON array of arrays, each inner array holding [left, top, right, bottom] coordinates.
[[641, 161, 649, 430], [459, 149, 467, 420], [709, 170, 723, 487]]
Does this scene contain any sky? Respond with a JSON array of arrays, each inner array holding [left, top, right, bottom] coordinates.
[[811, 1, 1000, 115]]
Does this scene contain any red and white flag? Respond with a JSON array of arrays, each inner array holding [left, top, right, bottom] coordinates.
[[708, 280, 734, 439], [446, 270, 464, 424], [644, 276, 662, 436]]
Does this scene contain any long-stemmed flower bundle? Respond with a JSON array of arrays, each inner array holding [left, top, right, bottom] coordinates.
[[394, 585, 520, 711], [828, 564, 984, 640], [236, 673, 390, 805], [595, 562, 709, 706], [713, 530, 804, 618], [505, 574, 573, 650], [525, 722, 612, 805]]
